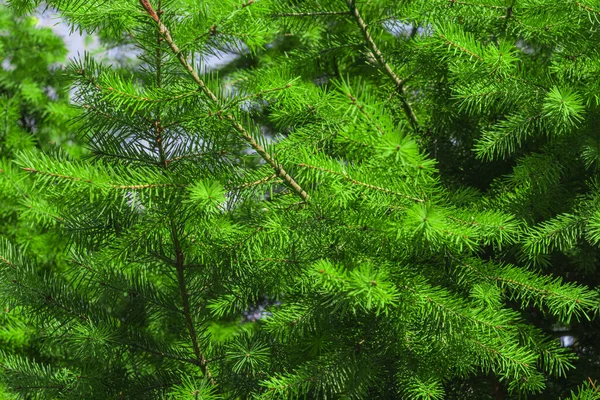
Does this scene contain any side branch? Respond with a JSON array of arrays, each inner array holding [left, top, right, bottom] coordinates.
[[138, 0, 309, 202], [575, 1, 600, 16], [0, 255, 16, 269], [22, 168, 184, 190], [346, 0, 420, 130], [298, 163, 424, 203], [273, 11, 351, 17]]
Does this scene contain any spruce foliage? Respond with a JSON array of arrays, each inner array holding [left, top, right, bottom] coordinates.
[[0, 4, 83, 397], [1, 0, 600, 398]]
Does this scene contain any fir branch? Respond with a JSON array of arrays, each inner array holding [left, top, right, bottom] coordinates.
[[461, 262, 599, 323], [23, 167, 185, 190], [575, 1, 600, 16], [403, 284, 507, 332], [169, 219, 215, 385], [436, 32, 484, 61], [345, 0, 420, 130], [127, 341, 205, 367], [138, 0, 309, 202], [0, 254, 16, 269], [71, 259, 181, 314], [230, 174, 280, 190], [90, 149, 157, 166], [164, 150, 228, 167], [273, 11, 351, 17], [448, 0, 504, 10], [153, 1, 168, 169], [466, 337, 535, 376], [346, 92, 386, 136], [298, 163, 425, 203], [147, 12, 215, 383], [11, 279, 90, 323], [81, 104, 153, 127]]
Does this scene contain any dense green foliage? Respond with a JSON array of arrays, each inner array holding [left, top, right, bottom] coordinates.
[[1, 0, 600, 398], [0, 5, 83, 397]]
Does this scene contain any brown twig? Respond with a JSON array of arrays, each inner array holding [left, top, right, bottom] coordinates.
[[170, 219, 215, 384], [346, 92, 387, 135], [576, 1, 600, 16], [298, 163, 424, 203], [346, 0, 420, 130], [273, 11, 351, 17]]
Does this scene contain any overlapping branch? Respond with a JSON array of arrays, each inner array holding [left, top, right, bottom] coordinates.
[[139, 0, 309, 202]]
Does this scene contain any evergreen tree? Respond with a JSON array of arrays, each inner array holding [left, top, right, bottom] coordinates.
[[1, 0, 600, 398], [0, 4, 82, 397]]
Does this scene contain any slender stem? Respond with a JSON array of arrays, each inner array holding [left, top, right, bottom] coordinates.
[[148, 2, 214, 384], [346, 0, 420, 130], [273, 11, 351, 17], [154, 0, 168, 169], [170, 219, 215, 385], [139, 0, 309, 202]]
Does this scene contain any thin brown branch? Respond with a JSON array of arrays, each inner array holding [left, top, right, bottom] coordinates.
[[273, 11, 351, 17], [346, 0, 420, 130], [346, 92, 386, 135], [466, 337, 532, 369], [436, 32, 484, 61], [461, 262, 585, 305], [11, 279, 90, 322], [298, 163, 424, 203], [23, 168, 184, 190], [170, 219, 215, 384], [230, 174, 279, 190], [575, 1, 600, 16], [0, 255, 16, 269], [139, 0, 309, 202], [154, 0, 168, 169], [448, 0, 504, 10]]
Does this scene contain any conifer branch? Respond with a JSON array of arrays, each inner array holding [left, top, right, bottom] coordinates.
[[23, 167, 185, 190], [12, 385, 66, 391], [81, 103, 154, 127], [223, 84, 293, 111], [273, 11, 351, 17], [346, 92, 386, 135], [127, 341, 206, 367], [575, 1, 600, 16], [403, 284, 506, 331], [466, 337, 533, 370], [298, 163, 425, 202], [346, 0, 420, 130], [10, 279, 90, 322], [448, 0, 504, 10], [436, 33, 484, 61], [139, 0, 309, 202], [169, 219, 215, 384], [231, 174, 280, 190], [146, 6, 215, 383], [0, 255, 16, 269], [165, 150, 228, 166], [71, 258, 181, 314], [89, 149, 157, 166], [153, 1, 169, 169]]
